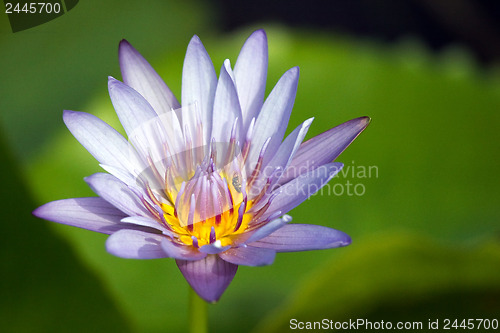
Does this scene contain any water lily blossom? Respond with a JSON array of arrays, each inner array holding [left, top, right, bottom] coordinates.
[[33, 30, 369, 303]]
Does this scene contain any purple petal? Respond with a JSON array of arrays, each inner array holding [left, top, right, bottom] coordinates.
[[63, 111, 136, 173], [176, 255, 238, 303], [108, 77, 158, 138], [161, 238, 207, 260], [211, 59, 243, 144], [244, 215, 292, 243], [33, 197, 128, 234], [99, 164, 139, 188], [219, 246, 276, 266], [234, 29, 268, 131], [119, 39, 181, 115], [121, 216, 165, 230], [261, 118, 313, 184], [251, 224, 351, 252], [108, 77, 174, 184], [85, 173, 150, 217], [266, 163, 343, 217], [247, 67, 299, 167], [106, 229, 167, 259], [199, 242, 231, 255], [280, 117, 370, 184], [182, 35, 217, 145]]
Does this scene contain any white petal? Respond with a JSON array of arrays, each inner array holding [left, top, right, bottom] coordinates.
[[63, 110, 140, 173], [211, 59, 243, 144], [234, 29, 268, 131], [181, 35, 217, 145], [259, 118, 313, 186], [108, 77, 158, 138], [246, 67, 299, 168], [85, 173, 150, 217], [106, 229, 167, 259], [119, 39, 181, 115]]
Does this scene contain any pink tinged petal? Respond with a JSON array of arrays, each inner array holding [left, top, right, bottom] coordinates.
[[108, 77, 158, 138], [160, 238, 207, 261], [219, 246, 276, 266], [280, 117, 370, 184], [234, 29, 268, 130], [251, 224, 351, 252], [211, 60, 243, 144], [33, 197, 128, 234], [247, 67, 299, 167], [63, 111, 137, 173], [105, 229, 167, 259], [85, 173, 150, 217], [182, 35, 217, 145], [119, 40, 181, 115], [176, 255, 238, 303], [267, 163, 343, 217]]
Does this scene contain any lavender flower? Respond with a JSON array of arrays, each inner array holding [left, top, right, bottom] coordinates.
[[33, 30, 369, 303]]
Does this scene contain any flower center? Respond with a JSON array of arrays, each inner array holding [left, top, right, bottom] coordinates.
[[162, 160, 253, 247]]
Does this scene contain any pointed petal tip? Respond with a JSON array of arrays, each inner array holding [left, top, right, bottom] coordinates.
[[349, 116, 371, 134], [249, 29, 267, 41], [189, 34, 202, 45], [62, 110, 88, 128], [32, 204, 46, 219], [108, 76, 120, 88], [328, 229, 351, 247], [32, 201, 65, 221], [118, 39, 136, 59], [288, 66, 299, 76], [252, 224, 352, 252], [119, 39, 131, 48], [304, 117, 314, 127], [341, 233, 352, 247], [62, 109, 78, 121], [360, 116, 371, 126]]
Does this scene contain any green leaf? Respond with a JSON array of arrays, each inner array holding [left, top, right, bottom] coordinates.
[[0, 132, 132, 333], [253, 232, 500, 333]]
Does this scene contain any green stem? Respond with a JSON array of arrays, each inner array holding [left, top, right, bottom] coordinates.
[[189, 287, 208, 333]]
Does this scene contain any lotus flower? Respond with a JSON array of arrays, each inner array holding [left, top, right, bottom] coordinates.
[[33, 30, 369, 302]]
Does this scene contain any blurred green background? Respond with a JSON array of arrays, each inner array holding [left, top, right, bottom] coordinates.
[[1, 0, 499, 332]]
